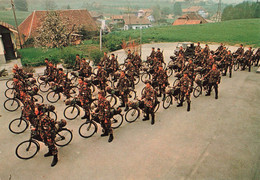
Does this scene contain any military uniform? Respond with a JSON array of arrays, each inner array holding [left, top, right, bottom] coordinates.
[[125, 62, 135, 88], [100, 55, 110, 68], [117, 76, 130, 110], [154, 68, 168, 98], [222, 54, 233, 77], [156, 51, 164, 63], [177, 75, 192, 111], [149, 50, 156, 59], [79, 83, 92, 120], [142, 85, 156, 124], [97, 68, 107, 90], [242, 49, 253, 71], [205, 69, 221, 99]]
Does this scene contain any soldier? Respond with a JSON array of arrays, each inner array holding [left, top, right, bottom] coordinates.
[[154, 65, 168, 100], [235, 44, 244, 59], [125, 61, 135, 88], [44, 58, 50, 75], [177, 71, 192, 112], [96, 64, 107, 90], [176, 54, 185, 72], [222, 50, 233, 78], [35, 105, 58, 167], [85, 61, 92, 78], [204, 64, 221, 99], [204, 44, 210, 56], [156, 48, 164, 63], [79, 58, 87, 77], [126, 49, 134, 62], [78, 78, 92, 120], [184, 59, 196, 83], [242, 47, 253, 71], [149, 47, 156, 59], [110, 54, 119, 73], [100, 52, 110, 68], [254, 48, 260, 66], [95, 91, 114, 142], [75, 54, 81, 70], [142, 80, 156, 125], [195, 42, 201, 55], [133, 51, 142, 74], [215, 43, 224, 55], [117, 71, 130, 111]]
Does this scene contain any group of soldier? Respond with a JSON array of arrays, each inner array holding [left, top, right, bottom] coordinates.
[[7, 42, 259, 167]]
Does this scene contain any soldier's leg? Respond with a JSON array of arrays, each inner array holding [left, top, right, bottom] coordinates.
[[150, 108, 155, 125], [101, 120, 109, 136], [248, 61, 251, 72], [229, 65, 232, 78], [177, 91, 184, 107], [124, 95, 129, 111], [119, 95, 125, 107], [143, 106, 150, 121], [107, 120, 114, 143], [223, 64, 227, 76], [214, 84, 218, 99], [187, 94, 191, 112], [206, 83, 212, 96]]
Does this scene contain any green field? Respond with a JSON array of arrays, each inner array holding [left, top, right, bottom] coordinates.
[[0, 10, 31, 26], [104, 18, 260, 48]]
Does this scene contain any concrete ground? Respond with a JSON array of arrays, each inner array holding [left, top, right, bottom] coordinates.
[[0, 43, 259, 180]]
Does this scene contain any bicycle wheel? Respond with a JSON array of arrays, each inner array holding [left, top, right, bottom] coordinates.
[[4, 99, 20, 112], [47, 111, 57, 121], [134, 75, 140, 85], [125, 108, 140, 123], [90, 84, 95, 93], [55, 128, 73, 147], [46, 91, 60, 103], [6, 79, 14, 89], [39, 82, 50, 92], [141, 87, 145, 96], [106, 94, 117, 107], [173, 79, 180, 87], [64, 105, 80, 120], [166, 68, 173, 77], [16, 140, 39, 160], [163, 95, 172, 109], [78, 121, 97, 138], [33, 94, 44, 103], [141, 73, 151, 83], [90, 99, 98, 110], [9, 118, 29, 134], [128, 90, 136, 101], [193, 86, 202, 98], [106, 80, 113, 88], [5, 88, 16, 99], [37, 76, 43, 84], [111, 114, 123, 129]]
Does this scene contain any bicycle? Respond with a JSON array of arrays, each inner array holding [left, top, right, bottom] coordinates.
[[15, 127, 73, 160], [106, 88, 137, 107], [78, 109, 123, 138], [162, 86, 181, 109]]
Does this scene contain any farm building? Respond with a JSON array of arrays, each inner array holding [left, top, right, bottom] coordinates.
[[18, 9, 98, 45], [0, 21, 18, 64], [173, 13, 208, 26]]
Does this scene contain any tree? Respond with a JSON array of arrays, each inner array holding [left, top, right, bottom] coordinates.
[[34, 11, 74, 48], [44, 0, 57, 10], [14, 0, 28, 11], [152, 4, 161, 22], [173, 2, 182, 16]]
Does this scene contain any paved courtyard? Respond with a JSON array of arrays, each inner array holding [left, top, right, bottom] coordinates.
[[0, 43, 259, 180]]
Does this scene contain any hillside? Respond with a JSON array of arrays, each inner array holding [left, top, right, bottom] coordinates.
[[104, 18, 260, 48]]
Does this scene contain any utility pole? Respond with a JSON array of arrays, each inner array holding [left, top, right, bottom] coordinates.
[[140, 27, 142, 57], [216, 0, 222, 22], [11, 0, 23, 49], [100, 29, 102, 51]]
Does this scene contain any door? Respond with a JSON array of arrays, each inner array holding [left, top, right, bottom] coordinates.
[[2, 33, 16, 60]]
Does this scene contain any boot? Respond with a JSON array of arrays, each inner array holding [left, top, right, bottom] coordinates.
[[119, 102, 125, 107], [44, 151, 52, 157], [187, 103, 190, 112], [124, 105, 129, 112], [101, 129, 109, 137], [158, 92, 162, 97], [215, 94, 218, 99], [177, 103, 183, 107], [151, 114, 155, 125], [81, 112, 88, 119], [108, 134, 114, 143], [51, 155, 58, 167], [162, 94, 166, 101], [205, 92, 210, 96], [229, 73, 232, 78], [142, 115, 149, 121]]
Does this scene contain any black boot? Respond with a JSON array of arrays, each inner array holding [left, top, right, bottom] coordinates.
[[124, 105, 129, 112], [177, 103, 183, 107], [229, 73, 232, 78], [51, 155, 58, 167], [81, 112, 88, 119], [151, 114, 155, 125], [158, 92, 162, 97], [162, 94, 166, 101], [108, 134, 114, 143], [44, 151, 52, 157], [101, 130, 109, 137], [119, 103, 125, 107], [142, 115, 149, 121], [187, 103, 190, 112], [205, 92, 210, 96]]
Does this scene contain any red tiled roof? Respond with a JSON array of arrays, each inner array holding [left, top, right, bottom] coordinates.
[[182, 6, 205, 13], [173, 13, 207, 26], [123, 15, 151, 25], [18, 9, 98, 44]]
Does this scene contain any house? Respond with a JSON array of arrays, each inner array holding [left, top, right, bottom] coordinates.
[[123, 15, 152, 30], [182, 6, 208, 18], [0, 21, 18, 64], [18, 9, 98, 45], [173, 13, 207, 26]]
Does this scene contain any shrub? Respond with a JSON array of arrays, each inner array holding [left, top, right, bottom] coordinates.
[[90, 49, 103, 66]]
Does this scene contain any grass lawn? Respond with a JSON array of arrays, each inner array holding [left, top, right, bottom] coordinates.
[[105, 18, 260, 48]]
